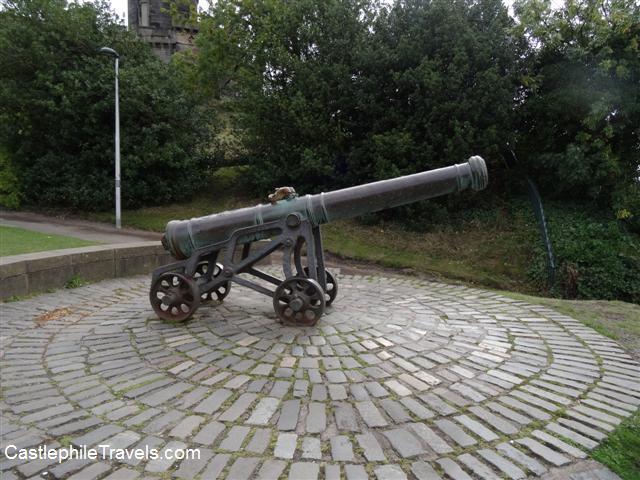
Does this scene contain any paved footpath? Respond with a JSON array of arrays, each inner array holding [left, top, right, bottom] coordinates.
[[0, 210, 160, 244], [1, 270, 637, 479]]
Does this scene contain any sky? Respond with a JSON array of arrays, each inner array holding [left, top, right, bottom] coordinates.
[[109, 0, 210, 26], [110, 0, 127, 25]]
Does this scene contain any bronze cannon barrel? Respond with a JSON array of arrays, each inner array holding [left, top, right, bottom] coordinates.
[[163, 156, 488, 259]]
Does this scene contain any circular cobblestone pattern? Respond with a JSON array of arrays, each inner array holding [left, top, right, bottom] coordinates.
[[1, 271, 639, 480]]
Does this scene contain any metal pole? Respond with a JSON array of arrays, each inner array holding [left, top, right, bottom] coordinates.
[[114, 57, 121, 229]]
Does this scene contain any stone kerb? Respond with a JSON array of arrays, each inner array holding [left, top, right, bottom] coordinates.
[[0, 242, 170, 299]]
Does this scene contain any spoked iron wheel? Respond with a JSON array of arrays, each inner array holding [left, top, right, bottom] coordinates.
[[150, 272, 200, 322], [273, 277, 325, 326], [302, 267, 338, 306], [194, 261, 231, 302]]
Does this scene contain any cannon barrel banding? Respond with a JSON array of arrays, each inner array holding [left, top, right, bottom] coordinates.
[[151, 156, 488, 325], [163, 156, 488, 260]]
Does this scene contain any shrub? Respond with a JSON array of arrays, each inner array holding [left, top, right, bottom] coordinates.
[[528, 205, 640, 303], [194, 0, 523, 196], [0, 148, 21, 209], [612, 181, 640, 235], [0, 0, 212, 211]]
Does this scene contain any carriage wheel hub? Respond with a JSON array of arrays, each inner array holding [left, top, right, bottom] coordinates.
[[289, 296, 304, 311], [161, 291, 176, 306]]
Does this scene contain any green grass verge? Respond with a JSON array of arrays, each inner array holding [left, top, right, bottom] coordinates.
[[322, 212, 536, 293], [591, 410, 640, 480], [0, 225, 96, 256], [102, 208, 536, 292], [88, 195, 250, 232]]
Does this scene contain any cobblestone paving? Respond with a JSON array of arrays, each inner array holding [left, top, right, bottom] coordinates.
[[1, 271, 638, 480]]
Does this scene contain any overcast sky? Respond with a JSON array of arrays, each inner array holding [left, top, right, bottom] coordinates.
[[110, 0, 127, 24], [109, 0, 210, 26]]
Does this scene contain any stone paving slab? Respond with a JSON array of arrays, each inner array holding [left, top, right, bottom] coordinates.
[[1, 271, 637, 479]]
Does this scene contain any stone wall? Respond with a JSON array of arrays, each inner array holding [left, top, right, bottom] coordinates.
[[128, 0, 198, 62], [0, 242, 171, 300]]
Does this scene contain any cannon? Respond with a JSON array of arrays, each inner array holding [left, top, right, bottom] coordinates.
[[150, 156, 488, 326]]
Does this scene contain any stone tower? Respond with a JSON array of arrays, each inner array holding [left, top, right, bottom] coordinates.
[[128, 0, 198, 62]]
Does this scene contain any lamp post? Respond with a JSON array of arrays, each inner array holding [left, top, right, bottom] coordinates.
[[98, 47, 121, 229]]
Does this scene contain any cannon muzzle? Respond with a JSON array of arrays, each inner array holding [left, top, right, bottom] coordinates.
[[163, 156, 488, 260]]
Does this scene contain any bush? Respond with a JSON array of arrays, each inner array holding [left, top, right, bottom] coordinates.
[[0, 0, 212, 211], [0, 148, 21, 209], [515, 0, 640, 219], [612, 181, 640, 235], [528, 205, 640, 303], [194, 0, 523, 197]]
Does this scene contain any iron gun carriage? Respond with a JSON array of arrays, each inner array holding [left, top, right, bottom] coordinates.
[[150, 156, 488, 326]]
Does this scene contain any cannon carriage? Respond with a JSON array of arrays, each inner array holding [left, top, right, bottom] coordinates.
[[150, 156, 488, 326]]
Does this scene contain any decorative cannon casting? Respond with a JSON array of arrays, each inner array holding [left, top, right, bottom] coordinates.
[[150, 156, 488, 326]]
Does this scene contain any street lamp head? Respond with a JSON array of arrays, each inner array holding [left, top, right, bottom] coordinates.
[[98, 47, 119, 58]]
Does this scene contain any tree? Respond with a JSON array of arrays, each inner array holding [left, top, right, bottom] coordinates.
[[193, 0, 378, 193], [347, 0, 525, 188], [0, 0, 212, 210], [514, 0, 640, 229], [192, 0, 524, 208]]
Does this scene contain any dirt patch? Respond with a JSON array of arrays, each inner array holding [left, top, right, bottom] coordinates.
[[35, 307, 73, 325]]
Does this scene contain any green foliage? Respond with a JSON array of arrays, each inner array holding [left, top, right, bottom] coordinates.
[[612, 181, 640, 234], [193, 0, 523, 196], [0, 0, 212, 210], [528, 204, 640, 303], [0, 148, 21, 209], [346, 0, 524, 185], [591, 410, 640, 480], [514, 0, 640, 224], [65, 275, 87, 289]]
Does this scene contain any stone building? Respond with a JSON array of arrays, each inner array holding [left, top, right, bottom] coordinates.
[[128, 0, 198, 62]]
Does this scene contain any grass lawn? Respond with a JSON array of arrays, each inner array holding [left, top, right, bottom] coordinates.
[[322, 213, 536, 294], [591, 410, 640, 480], [0, 225, 96, 256]]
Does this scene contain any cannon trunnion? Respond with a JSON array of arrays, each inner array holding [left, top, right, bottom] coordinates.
[[150, 156, 488, 326]]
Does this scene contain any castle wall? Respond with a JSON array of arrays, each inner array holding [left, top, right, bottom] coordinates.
[[128, 0, 197, 62]]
